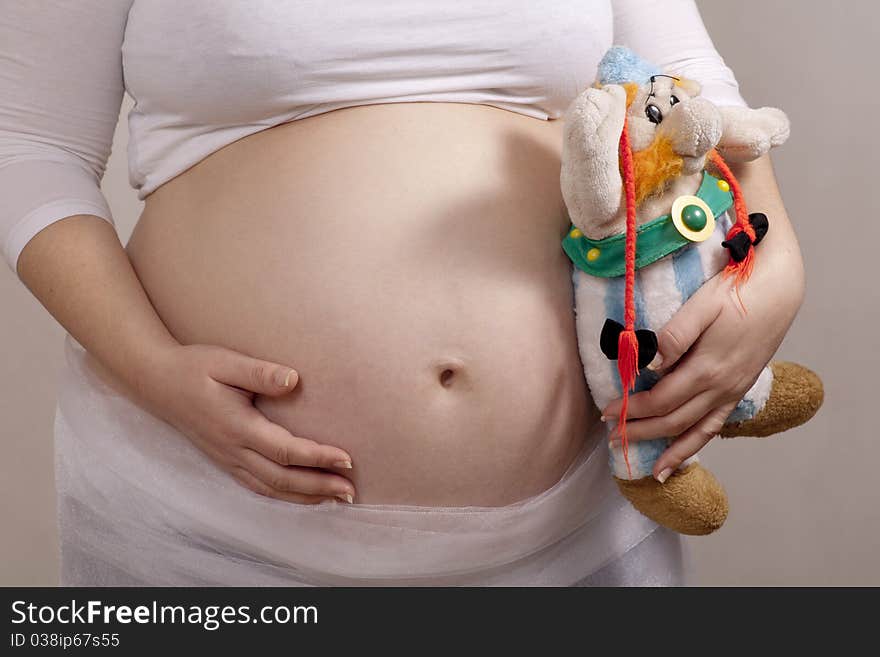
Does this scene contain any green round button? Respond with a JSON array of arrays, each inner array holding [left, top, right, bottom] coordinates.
[[681, 204, 707, 231]]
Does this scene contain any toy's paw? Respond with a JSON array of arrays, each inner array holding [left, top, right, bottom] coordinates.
[[564, 84, 627, 146], [615, 463, 728, 535], [721, 361, 824, 438], [716, 106, 790, 163]]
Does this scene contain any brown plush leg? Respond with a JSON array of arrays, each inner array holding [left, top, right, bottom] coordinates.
[[615, 462, 728, 536], [721, 361, 824, 438]]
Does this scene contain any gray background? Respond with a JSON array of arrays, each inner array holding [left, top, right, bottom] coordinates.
[[2, 1, 877, 585]]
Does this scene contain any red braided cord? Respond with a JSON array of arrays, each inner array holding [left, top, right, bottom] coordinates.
[[709, 150, 756, 293], [616, 117, 639, 479], [620, 121, 637, 334]]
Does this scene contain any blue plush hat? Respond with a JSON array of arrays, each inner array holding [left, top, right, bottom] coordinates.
[[597, 46, 661, 86]]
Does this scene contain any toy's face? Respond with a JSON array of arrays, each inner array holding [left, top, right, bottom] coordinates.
[[623, 75, 722, 176]]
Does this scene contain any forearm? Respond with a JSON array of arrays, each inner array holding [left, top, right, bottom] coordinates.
[[16, 214, 178, 396], [730, 153, 805, 310]]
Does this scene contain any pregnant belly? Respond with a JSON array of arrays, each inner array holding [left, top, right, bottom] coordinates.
[[126, 102, 596, 506]]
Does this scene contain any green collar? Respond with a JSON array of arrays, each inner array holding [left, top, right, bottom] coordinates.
[[562, 171, 733, 278]]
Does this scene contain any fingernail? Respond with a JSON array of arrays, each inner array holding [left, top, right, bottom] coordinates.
[[656, 467, 673, 484], [275, 369, 295, 387], [333, 460, 353, 470], [600, 415, 607, 422], [337, 493, 354, 504], [646, 354, 664, 371]]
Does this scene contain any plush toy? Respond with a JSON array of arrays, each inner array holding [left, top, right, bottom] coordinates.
[[560, 46, 824, 535]]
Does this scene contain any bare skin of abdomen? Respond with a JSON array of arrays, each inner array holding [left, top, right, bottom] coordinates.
[[126, 102, 596, 507]]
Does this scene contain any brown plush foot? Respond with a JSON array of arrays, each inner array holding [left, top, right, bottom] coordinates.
[[615, 462, 728, 536], [721, 361, 824, 438]]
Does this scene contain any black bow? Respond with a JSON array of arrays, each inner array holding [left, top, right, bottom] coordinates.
[[600, 319, 658, 370], [722, 212, 769, 262]]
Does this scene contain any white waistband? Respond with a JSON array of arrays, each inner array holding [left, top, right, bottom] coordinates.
[[54, 333, 661, 585]]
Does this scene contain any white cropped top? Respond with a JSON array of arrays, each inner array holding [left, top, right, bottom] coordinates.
[[0, 0, 747, 275]]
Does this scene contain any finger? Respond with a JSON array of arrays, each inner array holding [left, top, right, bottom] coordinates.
[[245, 415, 353, 470], [603, 355, 718, 421], [653, 401, 737, 481], [207, 347, 299, 396], [230, 468, 340, 505], [239, 448, 356, 502], [649, 281, 723, 372], [609, 388, 721, 444]]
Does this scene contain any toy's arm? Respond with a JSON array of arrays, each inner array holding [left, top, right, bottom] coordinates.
[[560, 85, 626, 238], [716, 106, 790, 163]]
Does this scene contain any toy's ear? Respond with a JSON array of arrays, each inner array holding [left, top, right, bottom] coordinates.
[[716, 106, 791, 162], [673, 77, 701, 98]]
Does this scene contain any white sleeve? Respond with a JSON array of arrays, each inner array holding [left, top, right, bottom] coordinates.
[[611, 0, 749, 109], [0, 0, 133, 277]]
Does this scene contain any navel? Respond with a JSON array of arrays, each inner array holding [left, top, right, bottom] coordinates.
[[439, 368, 456, 388], [432, 358, 467, 389]]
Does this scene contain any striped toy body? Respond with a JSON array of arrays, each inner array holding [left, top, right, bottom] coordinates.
[[572, 209, 774, 480]]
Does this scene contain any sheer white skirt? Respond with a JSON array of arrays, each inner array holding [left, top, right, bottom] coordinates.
[[53, 334, 687, 586]]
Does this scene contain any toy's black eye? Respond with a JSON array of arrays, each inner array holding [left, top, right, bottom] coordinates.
[[645, 104, 663, 124], [670, 95, 680, 106]]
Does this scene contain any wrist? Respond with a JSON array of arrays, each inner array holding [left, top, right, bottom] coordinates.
[[118, 337, 184, 403]]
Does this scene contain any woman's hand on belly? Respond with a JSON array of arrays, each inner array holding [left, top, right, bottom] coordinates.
[[139, 342, 357, 504]]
